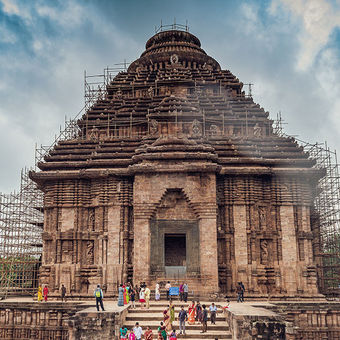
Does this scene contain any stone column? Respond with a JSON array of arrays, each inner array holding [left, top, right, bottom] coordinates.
[[280, 205, 297, 295], [199, 217, 219, 291], [233, 205, 248, 285], [107, 204, 121, 293], [133, 216, 150, 284]]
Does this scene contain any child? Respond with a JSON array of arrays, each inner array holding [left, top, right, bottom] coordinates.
[[130, 288, 136, 309], [128, 329, 135, 340], [169, 329, 177, 340]]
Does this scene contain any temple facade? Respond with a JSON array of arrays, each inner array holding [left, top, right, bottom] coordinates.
[[31, 28, 323, 298]]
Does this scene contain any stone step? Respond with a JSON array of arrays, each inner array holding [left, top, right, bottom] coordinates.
[[126, 315, 225, 321], [124, 320, 228, 331], [122, 327, 231, 339]]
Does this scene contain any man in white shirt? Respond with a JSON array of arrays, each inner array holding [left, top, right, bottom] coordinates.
[[133, 322, 143, 340]]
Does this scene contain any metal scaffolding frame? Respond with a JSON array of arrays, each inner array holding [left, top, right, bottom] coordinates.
[[0, 168, 43, 297]]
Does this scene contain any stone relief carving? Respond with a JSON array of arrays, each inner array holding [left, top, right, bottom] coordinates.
[[260, 239, 268, 264], [259, 206, 266, 229], [150, 119, 159, 135], [89, 126, 99, 141], [253, 123, 262, 137], [192, 119, 201, 136], [210, 124, 218, 136], [84, 240, 94, 265], [170, 54, 179, 64], [147, 86, 154, 97]]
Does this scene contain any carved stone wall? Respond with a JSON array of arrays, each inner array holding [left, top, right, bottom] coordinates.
[[40, 176, 133, 297], [0, 302, 90, 340], [217, 174, 319, 298]]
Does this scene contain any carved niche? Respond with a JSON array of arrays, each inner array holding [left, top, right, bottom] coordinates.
[[83, 240, 94, 265], [61, 240, 73, 263]]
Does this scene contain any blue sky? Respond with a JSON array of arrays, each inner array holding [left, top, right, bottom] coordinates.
[[1, 0, 340, 192]]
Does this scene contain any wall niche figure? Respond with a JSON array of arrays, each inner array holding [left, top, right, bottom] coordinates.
[[260, 239, 269, 265], [83, 240, 94, 265]]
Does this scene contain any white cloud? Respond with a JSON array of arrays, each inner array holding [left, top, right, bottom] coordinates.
[[274, 0, 340, 70], [0, 0, 19, 15]]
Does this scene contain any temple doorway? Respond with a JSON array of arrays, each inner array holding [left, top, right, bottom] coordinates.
[[165, 234, 186, 266], [164, 233, 186, 277], [150, 219, 200, 277]]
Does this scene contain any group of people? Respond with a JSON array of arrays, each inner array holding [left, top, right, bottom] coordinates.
[[162, 300, 217, 335], [120, 301, 218, 340], [36, 283, 67, 302], [37, 285, 49, 302], [164, 281, 189, 302], [118, 282, 152, 309], [120, 322, 159, 340]]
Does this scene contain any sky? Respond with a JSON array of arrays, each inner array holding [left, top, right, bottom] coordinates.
[[1, 0, 340, 193]]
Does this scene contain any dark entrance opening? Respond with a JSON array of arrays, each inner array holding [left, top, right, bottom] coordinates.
[[164, 234, 186, 266]]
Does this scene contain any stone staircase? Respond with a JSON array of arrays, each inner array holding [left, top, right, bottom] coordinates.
[[123, 301, 232, 340], [147, 279, 220, 300]]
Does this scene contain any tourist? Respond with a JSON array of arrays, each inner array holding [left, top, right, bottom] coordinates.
[[139, 286, 146, 309], [236, 282, 243, 303], [133, 322, 143, 340], [240, 282, 245, 302], [209, 302, 217, 324], [144, 326, 153, 340], [43, 285, 49, 302], [145, 285, 151, 309], [163, 307, 172, 332], [169, 329, 177, 340], [165, 281, 171, 300], [123, 284, 130, 305], [130, 288, 136, 309], [183, 282, 188, 302], [155, 282, 160, 301], [128, 329, 135, 340], [169, 299, 175, 326], [60, 284, 66, 302], [178, 305, 188, 335], [188, 301, 196, 324], [120, 326, 128, 340], [200, 304, 208, 333], [179, 283, 184, 301], [157, 321, 167, 340], [94, 284, 105, 311], [195, 301, 202, 323], [118, 283, 124, 306], [37, 285, 43, 302]]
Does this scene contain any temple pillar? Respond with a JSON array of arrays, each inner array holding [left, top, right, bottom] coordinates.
[[107, 204, 122, 293], [233, 205, 248, 286], [280, 205, 298, 294], [199, 217, 219, 290]]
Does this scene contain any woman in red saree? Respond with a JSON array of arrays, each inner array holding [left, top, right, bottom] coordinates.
[[188, 301, 196, 325], [144, 326, 153, 340], [163, 308, 172, 332]]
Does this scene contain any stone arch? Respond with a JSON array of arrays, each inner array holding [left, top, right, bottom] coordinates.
[[152, 188, 198, 220]]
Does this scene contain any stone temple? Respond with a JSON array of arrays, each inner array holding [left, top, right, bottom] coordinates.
[[31, 28, 323, 299]]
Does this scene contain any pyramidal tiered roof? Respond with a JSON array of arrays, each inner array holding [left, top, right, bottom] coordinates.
[[33, 29, 321, 181]]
